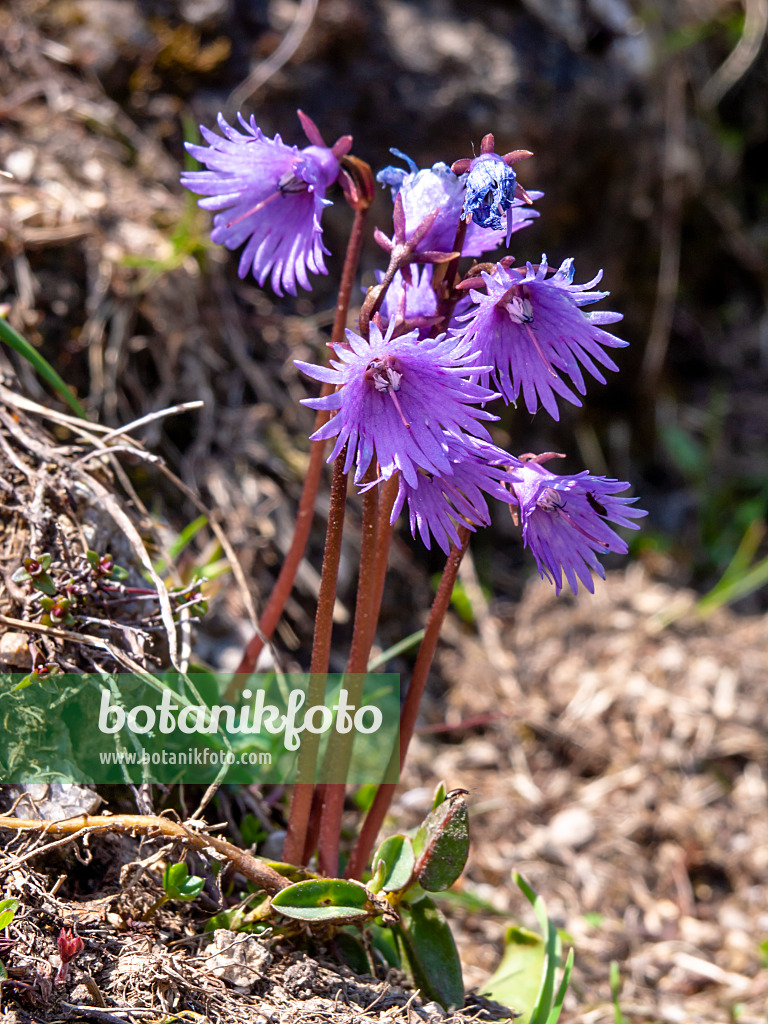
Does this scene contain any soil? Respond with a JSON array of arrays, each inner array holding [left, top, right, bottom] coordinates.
[[2, 1, 768, 1023]]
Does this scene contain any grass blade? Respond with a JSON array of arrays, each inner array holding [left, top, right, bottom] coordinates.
[[0, 316, 88, 420]]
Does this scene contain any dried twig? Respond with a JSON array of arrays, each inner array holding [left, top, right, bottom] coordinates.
[[0, 814, 289, 895]]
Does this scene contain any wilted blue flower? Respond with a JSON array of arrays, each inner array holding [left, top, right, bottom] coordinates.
[[463, 153, 518, 234], [390, 434, 523, 554], [455, 256, 627, 421], [376, 150, 539, 258], [452, 133, 534, 245], [509, 454, 647, 595], [295, 319, 499, 487], [181, 111, 351, 296]]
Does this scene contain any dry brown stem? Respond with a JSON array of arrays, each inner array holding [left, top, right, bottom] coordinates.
[[0, 813, 290, 895]]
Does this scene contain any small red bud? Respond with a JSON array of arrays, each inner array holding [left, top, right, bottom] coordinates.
[[55, 927, 84, 983]]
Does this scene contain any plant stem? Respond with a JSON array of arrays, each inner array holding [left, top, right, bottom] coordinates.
[[0, 815, 288, 894], [366, 475, 400, 658], [346, 469, 381, 673], [345, 526, 471, 880], [282, 453, 349, 865], [316, 470, 380, 876], [235, 206, 369, 677]]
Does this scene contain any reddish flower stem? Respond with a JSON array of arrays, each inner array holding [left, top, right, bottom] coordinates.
[[345, 526, 471, 880], [282, 453, 349, 865], [367, 475, 400, 657], [301, 477, 399, 866], [235, 206, 369, 678], [316, 471, 380, 876]]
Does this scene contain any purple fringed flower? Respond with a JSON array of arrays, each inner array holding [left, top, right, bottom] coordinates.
[[376, 150, 540, 258], [509, 453, 647, 595], [455, 256, 628, 421], [181, 111, 351, 296], [390, 435, 523, 554], [296, 320, 499, 487]]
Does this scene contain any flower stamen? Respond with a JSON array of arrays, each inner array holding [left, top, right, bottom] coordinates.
[[365, 356, 410, 428], [500, 283, 555, 375]]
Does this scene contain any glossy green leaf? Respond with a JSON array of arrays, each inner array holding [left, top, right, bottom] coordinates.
[[394, 896, 464, 1010], [0, 898, 19, 929], [412, 790, 469, 892], [271, 878, 373, 923], [0, 962, 6, 981], [370, 834, 415, 894]]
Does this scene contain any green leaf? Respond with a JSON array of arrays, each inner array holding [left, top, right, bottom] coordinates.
[[31, 573, 56, 596], [333, 930, 370, 974], [0, 962, 6, 981], [240, 814, 268, 848], [12, 672, 40, 691], [481, 925, 545, 1024], [366, 628, 425, 671], [0, 315, 88, 420], [0, 898, 19, 929], [370, 834, 415, 894], [368, 923, 401, 969], [162, 862, 205, 901], [545, 948, 573, 1024], [258, 859, 318, 883], [412, 790, 469, 892], [271, 878, 374, 923], [430, 781, 447, 810], [394, 896, 464, 1010], [482, 874, 573, 1024], [205, 906, 247, 933]]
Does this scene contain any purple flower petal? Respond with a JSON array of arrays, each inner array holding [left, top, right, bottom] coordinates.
[[181, 113, 343, 296], [391, 435, 522, 554], [509, 456, 647, 595], [455, 255, 628, 420], [297, 320, 500, 487]]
